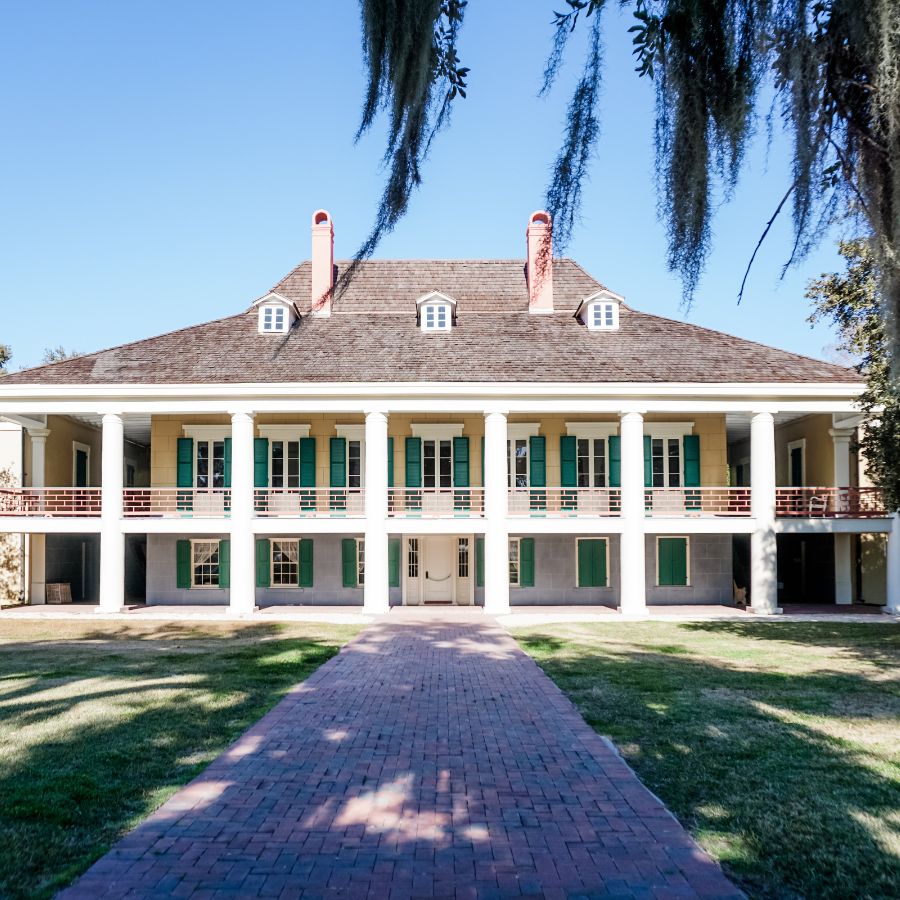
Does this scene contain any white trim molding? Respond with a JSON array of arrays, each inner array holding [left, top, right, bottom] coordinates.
[[410, 423, 465, 439]]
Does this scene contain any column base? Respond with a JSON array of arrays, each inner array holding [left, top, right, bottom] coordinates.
[[750, 605, 783, 616], [618, 605, 648, 617], [227, 605, 259, 618]]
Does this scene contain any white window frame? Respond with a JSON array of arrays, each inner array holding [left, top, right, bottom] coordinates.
[[566, 423, 617, 488], [72, 441, 92, 487], [356, 537, 365, 586], [411, 424, 463, 489], [575, 537, 609, 588], [190, 539, 221, 589], [270, 538, 302, 589], [655, 535, 691, 587], [509, 537, 521, 587], [407, 537, 420, 580], [259, 303, 290, 334], [420, 301, 452, 332], [259, 425, 311, 488], [506, 423, 540, 489], [645, 422, 694, 489], [336, 424, 365, 489], [786, 439, 806, 487], [458, 537, 470, 579], [183, 426, 230, 489], [586, 300, 619, 331]]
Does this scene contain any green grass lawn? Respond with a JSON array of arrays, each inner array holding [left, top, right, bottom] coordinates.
[[0, 620, 359, 900], [516, 621, 900, 900]]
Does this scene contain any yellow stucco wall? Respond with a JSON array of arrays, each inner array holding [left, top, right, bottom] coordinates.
[[23, 415, 103, 487], [774, 414, 834, 486], [150, 413, 727, 487]]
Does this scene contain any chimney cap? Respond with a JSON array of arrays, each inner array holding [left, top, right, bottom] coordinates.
[[528, 210, 551, 227], [312, 209, 332, 226]]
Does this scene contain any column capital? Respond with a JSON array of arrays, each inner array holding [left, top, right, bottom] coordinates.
[[828, 427, 855, 442], [101, 412, 124, 425], [619, 410, 645, 423], [364, 410, 389, 424], [26, 427, 50, 441], [229, 409, 256, 422], [484, 409, 509, 421], [750, 410, 776, 420]]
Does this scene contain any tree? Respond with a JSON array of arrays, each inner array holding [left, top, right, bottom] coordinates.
[[354, 1, 900, 347], [807, 239, 900, 511], [41, 346, 81, 364], [0, 345, 9, 374]]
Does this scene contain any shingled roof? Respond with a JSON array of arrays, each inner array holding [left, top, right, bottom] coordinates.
[[2, 259, 859, 386]]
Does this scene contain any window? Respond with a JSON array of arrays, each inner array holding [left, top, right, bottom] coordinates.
[[587, 301, 618, 331], [260, 304, 288, 333], [651, 437, 681, 488], [507, 439, 529, 488], [458, 537, 469, 578], [509, 538, 520, 586], [657, 537, 689, 586], [196, 440, 225, 489], [421, 302, 451, 332], [357, 538, 365, 586], [423, 439, 453, 489], [577, 538, 608, 587], [577, 437, 607, 487], [271, 441, 300, 489], [408, 538, 419, 578], [192, 541, 220, 587], [272, 540, 299, 586], [348, 440, 362, 490]]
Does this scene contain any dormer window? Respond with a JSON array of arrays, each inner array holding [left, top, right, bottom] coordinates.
[[576, 290, 623, 331], [254, 294, 296, 334], [416, 291, 456, 332], [261, 305, 287, 333]]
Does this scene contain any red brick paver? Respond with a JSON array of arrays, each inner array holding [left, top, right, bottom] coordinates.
[[60, 618, 742, 899]]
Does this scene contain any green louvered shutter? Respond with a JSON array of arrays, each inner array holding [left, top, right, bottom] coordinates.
[[593, 538, 607, 587], [223, 438, 232, 488], [299, 438, 316, 486], [643, 435, 652, 487], [255, 538, 270, 588], [519, 537, 535, 587], [529, 436, 546, 512], [560, 436, 577, 486], [176, 540, 191, 589], [388, 537, 400, 587], [387, 437, 394, 488], [658, 537, 688, 586], [218, 539, 230, 589], [476, 537, 484, 587], [341, 538, 357, 587], [405, 437, 421, 487], [299, 539, 314, 588], [480, 436, 485, 486], [176, 438, 193, 487], [683, 434, 701, 511], [254, 438, 269, 487], [330, 438, 346, 486], [608, 435, 621, 487], [577, 540, 593, 587], [453, 436, 470, 512]]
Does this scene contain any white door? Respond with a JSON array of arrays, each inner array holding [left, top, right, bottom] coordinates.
[[423, 536, 454, 604]]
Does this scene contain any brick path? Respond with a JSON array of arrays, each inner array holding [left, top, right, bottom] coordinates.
[[60, 617, 742, 899]]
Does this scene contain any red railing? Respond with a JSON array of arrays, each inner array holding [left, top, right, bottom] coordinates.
[[508, 487, 621, 517], [645, 487, 752, 517], [254, 488, 366, 517], [123, 488, 231, 517], [0, 487, 102, 517], [776, 487, 887, 518], [388, 488, 485, 517]]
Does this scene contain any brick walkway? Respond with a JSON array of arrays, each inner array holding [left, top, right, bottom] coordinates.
[[60, 617, 741, 899]]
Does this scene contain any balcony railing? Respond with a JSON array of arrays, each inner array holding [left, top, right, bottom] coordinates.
[[123, 488, 231, 517], [508, 487, 621, 517], [0, 487, 102, 517], [645, 487, 752, 517], [388, 488, 485, 517], [254, 488, 366, 517], [775, 487, 887, 518]]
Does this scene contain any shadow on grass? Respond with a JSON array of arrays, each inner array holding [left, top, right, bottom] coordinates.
[[517, 627, 900, 899], [0, 624, 351, 900]]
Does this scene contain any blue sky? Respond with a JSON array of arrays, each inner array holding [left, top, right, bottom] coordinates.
[[1, 1, 849, 371]]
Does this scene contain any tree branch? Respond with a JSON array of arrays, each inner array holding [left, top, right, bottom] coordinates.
[[737, 181, 796, 305]]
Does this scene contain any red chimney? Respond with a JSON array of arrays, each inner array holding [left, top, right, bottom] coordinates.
[[310, 209, 334, 317], [526, 210, 553, 314]]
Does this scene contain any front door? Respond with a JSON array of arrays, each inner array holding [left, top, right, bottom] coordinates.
[[423, 536, 454, 604], [74, 449, 89, 487]]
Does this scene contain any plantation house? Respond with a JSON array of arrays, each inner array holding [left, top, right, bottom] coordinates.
[[0, 210, 897, 615]]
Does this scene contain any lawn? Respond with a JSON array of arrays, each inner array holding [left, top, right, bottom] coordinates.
[[515, 621, 900, 900], [0, 620, 359, 900]]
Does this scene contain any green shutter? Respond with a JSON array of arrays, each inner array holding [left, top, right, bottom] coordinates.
[[529, 436, 546, 487], [341, 538, 357, 587], [593, 538, 607, 587], [254, 438, 269, 488], [299, 539, 314, 588], [330, 437, 346, 487], [299, 437, 316, 487], [683, 435, 700, 486], [658, 537, 688, 586], [405, 437, 422, 488], [577, 539, 593, 587], [453, 436, 470, 487], [387, 437, 394, 488], [560, 436, 577, 487], [218, 539, 230, 589], [519, 537, 535, 587], [608, 435, 621, 487], [644, 435, 652, 487], [476, 537, 484, 587], [176, 540, 191, 589], [480, 436, 485, 486], [255, 538, 270, 588], [176, 438, 193, 487], [388, 537, 400, 587], [223, 438, 232, 488]]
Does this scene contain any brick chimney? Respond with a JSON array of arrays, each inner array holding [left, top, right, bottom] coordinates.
[[310, 209, 334, 317], [526, 210, 553, 314]]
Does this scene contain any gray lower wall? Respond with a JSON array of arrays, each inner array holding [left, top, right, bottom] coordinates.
[[644, 533, 733, 605]]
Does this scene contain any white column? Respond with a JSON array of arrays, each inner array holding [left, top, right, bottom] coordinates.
[[364, 411, 390, 613], [483, 411, 509, 614], [99, 413, 125, 612], [619, 411, 647, 615], [750, 411, 779, 614], [27, 427, 49, 605], [228, 411, 256, 616], [831, 427, 855, 604], [887, 514, 900, 615]]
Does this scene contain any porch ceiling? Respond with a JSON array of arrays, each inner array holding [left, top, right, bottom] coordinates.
[[67, 413, 152, 446], [725, 411, 814, 444]]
